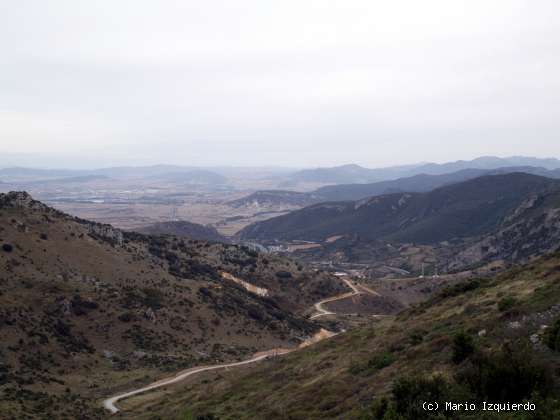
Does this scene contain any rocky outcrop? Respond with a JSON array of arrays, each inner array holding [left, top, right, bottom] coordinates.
[[0, 191, 50, 211], [220, 272, 269, 297], [87, 223, 124, 246]]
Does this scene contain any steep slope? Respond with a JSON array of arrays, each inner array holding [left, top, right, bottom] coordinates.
[[122, 252, 560, 419], [136, 221, 227, 243], [239, 173, 560, 245], [0, 192, 345, 419]]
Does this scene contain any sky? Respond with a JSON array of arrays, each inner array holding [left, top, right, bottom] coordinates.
[[1, 0, 559, 169]]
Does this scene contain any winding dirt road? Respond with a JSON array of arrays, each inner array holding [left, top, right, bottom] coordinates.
[[103, 349, 291, 414], [102, 277, 370, 414], [310, 277, 376, 319]]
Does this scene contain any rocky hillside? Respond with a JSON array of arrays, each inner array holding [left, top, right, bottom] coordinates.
[[136, 221, 228, 243], [0, 192, 345, 419]]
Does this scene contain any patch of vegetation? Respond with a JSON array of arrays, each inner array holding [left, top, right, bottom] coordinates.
[[439, 279, 482, 298], [498, 296, 517, 312], [118, 312, 135, 322], [50, 319, 94, 353], [408, 329, 426, 346], [452, 331, 475, 364], [389, 375, 454, 419], [458, 343, 553, 402], [348, 351, 395, 376], [141, 287, 165, 310], [70, 294, 99, 316], [546, 317, 560, 352], [370, 343, 555, 419]]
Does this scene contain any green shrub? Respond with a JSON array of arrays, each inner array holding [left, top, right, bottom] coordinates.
[[457, 343, 552, 402], [440, 279, 481, 298], [546, 318, 560, 352], [275, 271, 292, 279], [348, 352, 395, 376], [408, 330, 425, 346], [391, 375, 452, 419], [452, 331, 475, 364], [141, 287, 165, 309], [498, 296, 517, 312]]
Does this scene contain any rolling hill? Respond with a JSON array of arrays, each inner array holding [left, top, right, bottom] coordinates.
[[283, 164, 386, 185]]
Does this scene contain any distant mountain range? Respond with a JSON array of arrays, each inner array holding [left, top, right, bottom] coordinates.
[[231, 166, 560, 207], [3, 156, 560, 188], [0, 165, 226, 182], [6, 162, 560, 206], [25, 175, 111, 185], [283, 159, 523, 187], [283, 156, 560, 186], [281, 163, 397, 185]]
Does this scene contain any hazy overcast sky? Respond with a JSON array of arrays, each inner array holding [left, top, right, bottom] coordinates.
[[1, 1, 559, 168]]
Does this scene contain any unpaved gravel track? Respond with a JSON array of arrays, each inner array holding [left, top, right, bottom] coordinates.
[[102, 277, 371, 414]]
